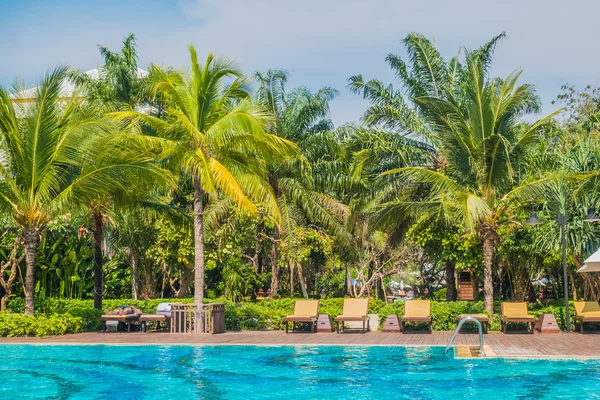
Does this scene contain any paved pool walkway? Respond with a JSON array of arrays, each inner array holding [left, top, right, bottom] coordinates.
[[2, 330, 600, 358]]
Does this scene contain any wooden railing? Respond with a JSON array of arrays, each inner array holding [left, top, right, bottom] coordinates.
[[170, 303, 225, 334]]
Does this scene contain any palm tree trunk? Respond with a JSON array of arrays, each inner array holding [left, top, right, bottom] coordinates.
[[568, 271, 577, 301], [270, 232, 279, 299], [445, 261, 457, 301], [23, 231, 38, 316], [289, 260, 294, 298], [483, 235, 494, 316], [297, 263, 308, 298], [345, 264, 352, 296], [130, 251, 138, 300], [92, 212, 103, 310], [193, 176, 205, 307]]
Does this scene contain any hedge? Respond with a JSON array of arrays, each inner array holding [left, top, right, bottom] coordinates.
[[0, 313, 83, 337], [3, 297, 577, 334]]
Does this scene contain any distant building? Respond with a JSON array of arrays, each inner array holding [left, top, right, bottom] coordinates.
[[9, 67, 148, 103]]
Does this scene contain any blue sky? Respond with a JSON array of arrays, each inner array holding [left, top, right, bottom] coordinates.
[[1, 0, 598, 126]]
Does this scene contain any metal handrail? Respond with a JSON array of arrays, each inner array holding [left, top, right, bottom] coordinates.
[[445, 316, 485, 356]]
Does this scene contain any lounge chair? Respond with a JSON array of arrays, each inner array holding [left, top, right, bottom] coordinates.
[[574, 301, 600, 333], [139, 303, 172, 332], [99, 314, 140, 332], [401, 300, 432, 333], [283, 300, 319, 333], [501, 302, 536, 334], [334, 298, 370, 333]]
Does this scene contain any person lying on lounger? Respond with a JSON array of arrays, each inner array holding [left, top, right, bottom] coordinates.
[[104, 306, 142, 315]]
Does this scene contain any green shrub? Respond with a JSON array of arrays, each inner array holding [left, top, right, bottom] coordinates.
[[0, 313, 83, 337], [66, 307, 104, 331], [431, 288, 447, 301], [7, 297, 200, 314]]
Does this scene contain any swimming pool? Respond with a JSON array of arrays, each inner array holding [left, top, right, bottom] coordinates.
[[1, 345, 598, 399]]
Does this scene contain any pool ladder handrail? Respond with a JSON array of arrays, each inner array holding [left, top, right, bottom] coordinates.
[[445, 316, 485, 356]]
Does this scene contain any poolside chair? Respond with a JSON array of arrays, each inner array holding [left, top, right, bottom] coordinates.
[[283, 300, 320, 333], [139, 302, 172, 333], [574, 301, 600, 333], [500, 302, 536, 334], [334, 298, 370, 333], [99, 314, 140, 332], [401, 300, 432, 333]]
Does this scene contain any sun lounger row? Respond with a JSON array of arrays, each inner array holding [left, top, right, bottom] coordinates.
[[99, 299, 600, 334], [283, 299, 372, 333], [284, 300, 573, 334], [284, 299, 433, 333]]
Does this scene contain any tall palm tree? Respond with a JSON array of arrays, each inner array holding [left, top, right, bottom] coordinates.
[[0, 68, 166, 314], [349, 33, 508, 301], [114, 47, 298, 306], [71, 34, 172, 310], [381, 58, 559, 314], [78, 133, 173, 309], [348, 32, 507, 139], [254, 69, 347, 297]]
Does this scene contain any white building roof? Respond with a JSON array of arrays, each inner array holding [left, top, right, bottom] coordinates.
[[10, 67, 148, 101]]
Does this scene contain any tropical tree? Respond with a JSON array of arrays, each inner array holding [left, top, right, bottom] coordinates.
[[348, 32, 507, 139], [349, 33, 506, 302], [114, 46, 298, 307], [71, 34, 174, 309], [70, 33, 148, 108], [0, 68, 168, 314], [254, 69, 346, 298], [382, 58, 559, 314]]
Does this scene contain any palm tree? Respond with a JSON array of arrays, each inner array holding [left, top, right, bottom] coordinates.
[[78, 133, 173, 309], [70, 33, 147, 108], [114, 47, 298, 307], [71, 34, 172, 310], [332, 126, 434, 297], [382, 58, 559, 314], [348, 32, 507, 139], [349, 32, 508, 302], [0, 68, 167, 314], [254, 69, 347, 297]]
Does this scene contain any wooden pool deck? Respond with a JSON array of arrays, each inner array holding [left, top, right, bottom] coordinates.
[[2, 331, 600, 358]]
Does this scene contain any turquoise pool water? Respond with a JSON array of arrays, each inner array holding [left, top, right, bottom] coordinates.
[[1, 345, 599, 399]]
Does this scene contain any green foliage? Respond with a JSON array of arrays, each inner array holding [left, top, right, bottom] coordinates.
[[66, 307, 104, 331], [0, 313, 83, 337], [36, 222, 94, 300], [4, 32, 600, 321], [7, 297, 196, 315], [431, 288, 447, 301], [407, 224, 481, 270]]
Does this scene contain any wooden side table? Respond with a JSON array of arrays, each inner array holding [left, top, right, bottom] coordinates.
[[316, 314, 334, 333], [382, 315, 401, 333], [535, 313, 560, 333]]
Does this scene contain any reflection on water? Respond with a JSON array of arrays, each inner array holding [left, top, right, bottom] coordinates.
[[1, 345, 599, 399]]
